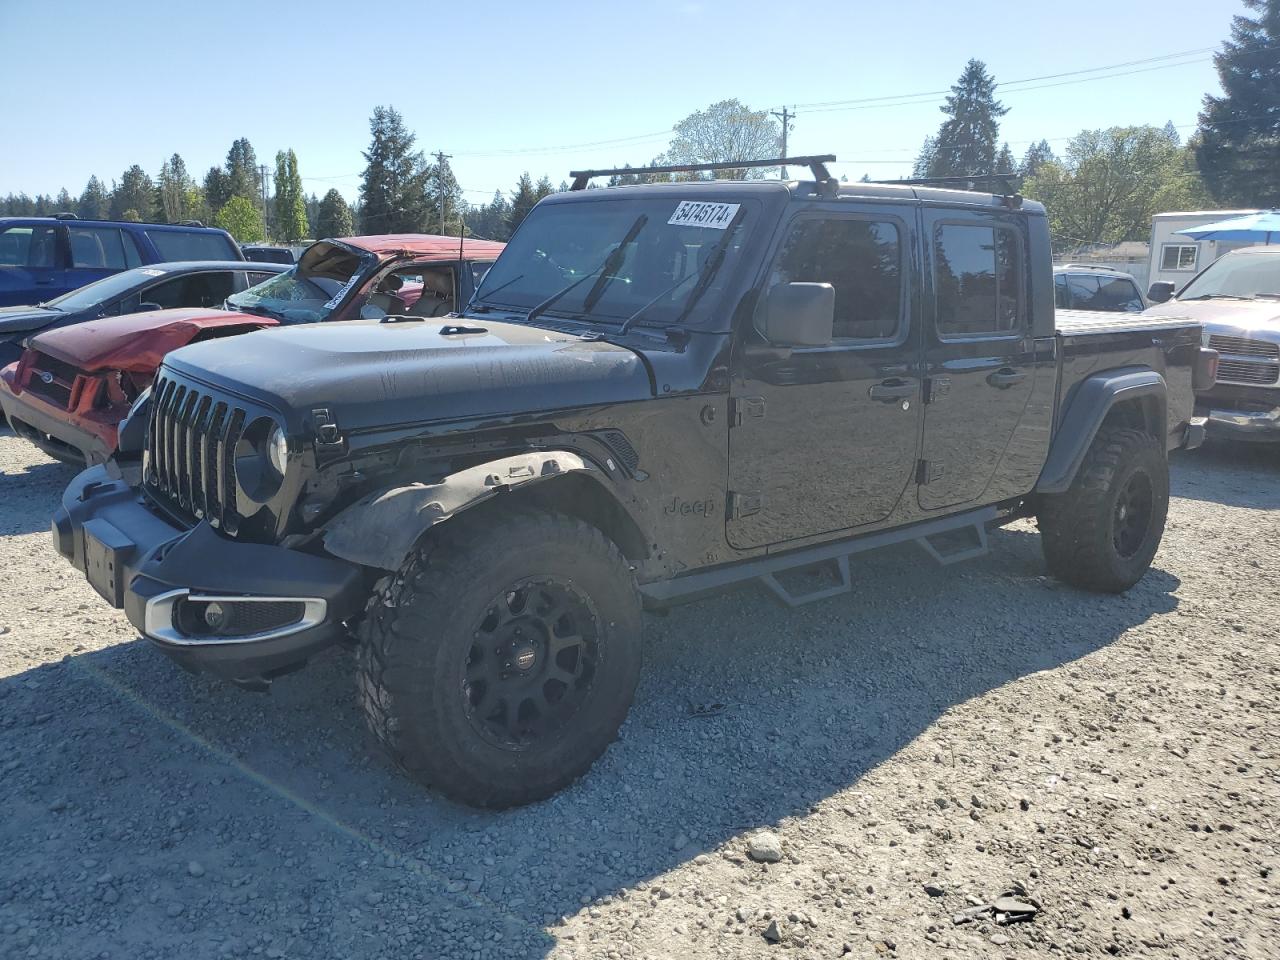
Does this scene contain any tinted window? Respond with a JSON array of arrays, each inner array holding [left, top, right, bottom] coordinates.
[[769, 218, 902, 341], [1054, 273, 1069, 308], [146, 229, 239, 262], [68, 226, 135, 269], [1065, 273, 1100, 309], [934, 224, 1021, 337], [246, 271, 278, 286], [116, 272, 237, 313], [0, 225, 56, 268]]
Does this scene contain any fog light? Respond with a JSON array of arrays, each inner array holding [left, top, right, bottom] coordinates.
[[203, 602, 229, 631]]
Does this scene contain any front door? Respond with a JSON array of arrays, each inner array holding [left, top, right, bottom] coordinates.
[[918, 211, 1037, 510], [727, 206, 922, 550]]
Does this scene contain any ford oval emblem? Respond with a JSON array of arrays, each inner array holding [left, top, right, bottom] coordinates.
[[39, 371, 54, 384]]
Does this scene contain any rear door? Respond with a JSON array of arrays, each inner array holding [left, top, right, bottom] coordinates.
[[727, 203, 922, 549], [918, 210, 1036, 511], [65, 224, 141, 290]]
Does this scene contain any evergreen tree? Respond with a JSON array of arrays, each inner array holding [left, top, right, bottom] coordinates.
[[304, 192, 321, 236], [1196, 0, 1280, 206], [157, 154, 195, 223], [359, 105, 431, 233], [204, 166, 232, 215], [1019, 140, 1056, 179], [506, 173, 539, 235], [1162, 120, 1181, 146], [995, 142, 1016, 174], [110, 165, 156, 221], [315, 188, 354, 239], [225, 138, 261, 203], [424, 153, 463, 234], [928, 60, 1009, 177], [911, 137, 937, 178], [273, 149, 309, 241], [467, 190, 510, 241], [78, 176, 110, 219], [54, 188, 74, 214]]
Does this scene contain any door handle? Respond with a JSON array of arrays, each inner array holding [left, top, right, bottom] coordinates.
[[986, 368, 1026, 389], [868, 379, 916, 402]]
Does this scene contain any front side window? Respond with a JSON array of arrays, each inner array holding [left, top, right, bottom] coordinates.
[[147, 229, 240, 263], [68, 226, 138, 269], [1161, 244, 1199, 272], [934, 223, 1022, 337], [0, 225, 56, 268], [768, 218, 902, 341], [474, 198, 754, 330]]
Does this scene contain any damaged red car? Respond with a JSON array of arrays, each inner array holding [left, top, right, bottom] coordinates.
[[0, 234, 505, 463]]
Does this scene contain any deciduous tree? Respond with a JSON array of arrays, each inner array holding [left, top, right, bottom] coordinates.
[[213, 195, 265, 243], [273, 149, 309, 241], [662, 100, 783, 179]]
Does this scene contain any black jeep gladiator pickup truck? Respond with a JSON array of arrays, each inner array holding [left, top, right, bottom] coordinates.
[[52, 157, 1212, 808]]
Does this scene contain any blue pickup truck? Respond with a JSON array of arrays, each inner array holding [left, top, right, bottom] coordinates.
[[0, 215, 243, 307]]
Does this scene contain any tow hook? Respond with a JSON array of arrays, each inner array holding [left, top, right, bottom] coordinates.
[[311, 408, 344, 449]]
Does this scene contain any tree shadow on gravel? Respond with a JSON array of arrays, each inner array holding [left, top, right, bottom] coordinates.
[[1171, 441, 1280, 509], [0, 527, 1180, 960]]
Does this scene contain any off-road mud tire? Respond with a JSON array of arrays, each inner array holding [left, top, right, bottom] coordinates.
[[1038, 427, 1169, 593], [356, 506, 642, 808]]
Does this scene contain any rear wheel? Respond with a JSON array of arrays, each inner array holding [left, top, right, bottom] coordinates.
[[356, 507, 641, 808], [1038, 427, 1169, 593]]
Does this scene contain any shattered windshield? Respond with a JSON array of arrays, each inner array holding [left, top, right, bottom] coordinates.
[[1179, 252, 1280, 301], [226, 241, 373, 323], [472, 197, 754, 328]]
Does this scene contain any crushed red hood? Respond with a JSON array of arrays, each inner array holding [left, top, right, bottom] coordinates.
[[338, 234, 507, 260], [31, 308, 275, 373]]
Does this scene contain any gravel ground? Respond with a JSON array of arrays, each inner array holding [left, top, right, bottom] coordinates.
[[1, 424, 1277, 960]]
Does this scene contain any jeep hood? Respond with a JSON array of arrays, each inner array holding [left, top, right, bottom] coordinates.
[[1144, 298, 1280, 332], [0, 305, 61, 337], [31, 308, 275, 374], [163, 318, 654, 432]]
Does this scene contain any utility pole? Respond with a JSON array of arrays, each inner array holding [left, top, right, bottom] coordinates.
[[432, 150, 452, 233], [771, 107, 795, 179], [259, 163, 270, 239]]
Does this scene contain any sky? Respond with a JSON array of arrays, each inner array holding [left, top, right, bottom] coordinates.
[[0, 0, 1240, 206]]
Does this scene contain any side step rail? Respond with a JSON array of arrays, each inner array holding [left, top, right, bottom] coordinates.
[[639, 505, 998, 609]]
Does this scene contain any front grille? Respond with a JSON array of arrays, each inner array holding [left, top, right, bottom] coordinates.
[[25, 352, 79, 409], [1216, 358, 1280, 385], [1208, 334, 1280, 359], [146, 375, 246, 533]]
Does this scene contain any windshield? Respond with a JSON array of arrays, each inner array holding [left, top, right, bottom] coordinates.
[[1179, 252, 1280, 301], [43, 266, 171, 311], [473, 197, 753, 328], [226, 241, 372, 323]]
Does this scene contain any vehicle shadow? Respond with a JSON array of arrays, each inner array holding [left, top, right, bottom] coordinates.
[[0, 453, 78, 535], [0, 525, 1180, 959], [1172, 441, 1280, 509]]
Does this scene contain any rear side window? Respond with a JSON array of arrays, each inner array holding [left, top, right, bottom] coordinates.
[[934, 223, 1022, 337], [146, 229, 239, 262], [0, 225, 57, 268], [119, 271, 238, 313], [768, 218, 903, 341], [68, 226, 141, 269]]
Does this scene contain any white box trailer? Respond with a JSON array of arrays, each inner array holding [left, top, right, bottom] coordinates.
[[1148, 209, 1263, 294]]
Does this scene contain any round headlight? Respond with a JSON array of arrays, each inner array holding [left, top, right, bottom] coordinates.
[[268, 425, 288, 476]]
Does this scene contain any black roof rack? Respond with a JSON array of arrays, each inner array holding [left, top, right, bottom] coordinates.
[[570, 155, 838, 191], [874, 173, 1023, 201], [52, 212, 79, 220]]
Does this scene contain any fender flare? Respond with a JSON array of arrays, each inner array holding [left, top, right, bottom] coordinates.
[[322, 450, 602, 571], [1034, 367, 1166, 495]]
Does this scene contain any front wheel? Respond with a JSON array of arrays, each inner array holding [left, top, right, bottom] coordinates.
[[1037, 427, 1169, 593], [356, 506, 642, 808]]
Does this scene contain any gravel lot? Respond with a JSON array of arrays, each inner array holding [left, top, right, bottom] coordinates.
[[1, 424, 1277, 960]]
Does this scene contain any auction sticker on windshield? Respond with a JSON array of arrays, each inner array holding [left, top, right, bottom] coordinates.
[[668, 201, 740, 229]]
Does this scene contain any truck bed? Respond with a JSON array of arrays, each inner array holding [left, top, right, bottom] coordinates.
[[1055, 308, 1199, 338]]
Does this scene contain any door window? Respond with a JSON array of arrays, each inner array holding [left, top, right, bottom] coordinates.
[[119, 272, 237, 312], [768, 217, 902, 342], [0, 225, 57, 268], [68, 226, 137, 269], [934, 223, 1022, 338]]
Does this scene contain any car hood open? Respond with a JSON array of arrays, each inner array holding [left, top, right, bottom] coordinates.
[[31, 308, 276, 373], [0, 305, 62, 337], [163, 317, 654, 432]]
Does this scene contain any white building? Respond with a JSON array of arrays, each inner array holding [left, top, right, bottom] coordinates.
[[1147, 210, 1264, 293]]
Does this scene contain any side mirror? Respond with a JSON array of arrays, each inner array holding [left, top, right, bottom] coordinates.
[[761, 282, 835, 348], [136, 302, 162, 313], [1147, 281, 1175, 304]]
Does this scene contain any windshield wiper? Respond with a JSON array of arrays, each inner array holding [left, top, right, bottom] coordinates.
[[231, 302, 286, 321], [525, 215, 648, 326], [1183, 294, 1252, 301], [468, 273, 525, 313]]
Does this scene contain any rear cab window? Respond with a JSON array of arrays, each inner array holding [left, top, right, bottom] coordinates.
[[146, 229, 240, 262]]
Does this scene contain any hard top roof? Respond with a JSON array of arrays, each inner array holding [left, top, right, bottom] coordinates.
[[336, 234, 506, 260], [0, 216, 229, 231]]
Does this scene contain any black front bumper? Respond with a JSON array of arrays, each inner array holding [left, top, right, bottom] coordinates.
[[53, 465, 367, 686]]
